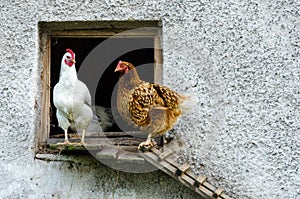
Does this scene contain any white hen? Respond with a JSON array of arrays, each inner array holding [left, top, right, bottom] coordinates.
[[53, 49, 93, 145]]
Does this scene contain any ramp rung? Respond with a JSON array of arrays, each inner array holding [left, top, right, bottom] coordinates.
[[194, 175, 207, 187], [175, 163, 190, 176], [213, 187, 224, 198]]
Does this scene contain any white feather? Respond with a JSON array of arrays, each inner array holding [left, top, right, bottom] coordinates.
[[53, 50, 93, 142]]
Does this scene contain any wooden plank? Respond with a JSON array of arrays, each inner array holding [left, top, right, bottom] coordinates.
[[141, 150, 177, 173], [83, 144, 102, 151], [150, 147, 163, 156], [115, 146, 138, 152], [96, 147, 119, 160], [187, 171, 217, 194], [194, 175, 207, 188], [219, 193, 231, 199], [46, 143, 137, 154], [196, 186, 215, 198], [175, 163, 190, 176], [186, 170, 218, 195], [48, 143, 101, 152], [40, 21, 160, 31], [177, 173, 196, 189], [47, 31, 159, 38], [38, 36, 51, 146], [158, 148, 173, 161], [50, 131, 148, 138], [85, 131, 147, 138], [213, 187, 224, 198], [202, 181, 218, 195], [152, 148, 195, 178], [117, 152, 145, 164], [48, 143, 82, 151], [47, 137, 144, 146], [154, 35, 163, 84], [180, 165, 217, 194], [44, 26, 160, 38]]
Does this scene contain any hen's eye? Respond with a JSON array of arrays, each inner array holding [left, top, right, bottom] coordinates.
[[66, 56, 71, 59]]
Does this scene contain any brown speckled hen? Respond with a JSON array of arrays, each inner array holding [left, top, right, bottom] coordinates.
[[115, 61, 195, 151]]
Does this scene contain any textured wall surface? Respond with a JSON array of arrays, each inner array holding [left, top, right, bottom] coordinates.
[[0, 0, 299, 198]]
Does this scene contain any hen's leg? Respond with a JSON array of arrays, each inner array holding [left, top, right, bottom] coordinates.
[[64, 129, 69, 143], [56, 110, 71, 145], [57, 129, 71, 145], [80, 129, 86, 144]]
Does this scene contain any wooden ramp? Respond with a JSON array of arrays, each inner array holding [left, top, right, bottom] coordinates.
[[44, 133, 231, 199], [140, 147, 231, 199]]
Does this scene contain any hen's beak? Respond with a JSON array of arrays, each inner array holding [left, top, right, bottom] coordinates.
[[114, 61, 123, 72], [114, 67, 121, 72], [72, 59, 76, 64]]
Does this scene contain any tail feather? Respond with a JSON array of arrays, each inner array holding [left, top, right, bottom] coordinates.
[[180, 94, 199, 113], [94, 105, 115, 131]]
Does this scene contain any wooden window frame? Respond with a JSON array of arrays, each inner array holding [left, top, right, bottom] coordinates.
[[37, 21, 162, 153]]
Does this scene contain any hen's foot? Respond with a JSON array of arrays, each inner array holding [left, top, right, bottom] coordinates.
[[56, 141, 85, 146], [138, 139, 156, 152], [69, 142, 84, 146], [56, 140, 71, 145]]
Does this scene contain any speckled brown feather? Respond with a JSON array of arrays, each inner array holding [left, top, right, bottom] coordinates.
[[116, 62, 186, 139]]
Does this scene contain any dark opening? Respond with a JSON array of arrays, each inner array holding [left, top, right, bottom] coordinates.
[[50, 37, 155, 136]]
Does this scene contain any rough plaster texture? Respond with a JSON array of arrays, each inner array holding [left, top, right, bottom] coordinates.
[[0, 0, 299, 198]]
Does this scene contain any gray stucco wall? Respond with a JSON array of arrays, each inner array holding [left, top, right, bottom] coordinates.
[[0, 0, 299, 198]]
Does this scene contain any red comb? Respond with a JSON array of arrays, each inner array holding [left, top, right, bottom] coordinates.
[[66, 48, 75, 60]]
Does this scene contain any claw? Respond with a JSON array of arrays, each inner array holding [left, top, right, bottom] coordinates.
[[56, 140, 85, 146], [138, 139, 156, 151], [56, 140, 71, 145]]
